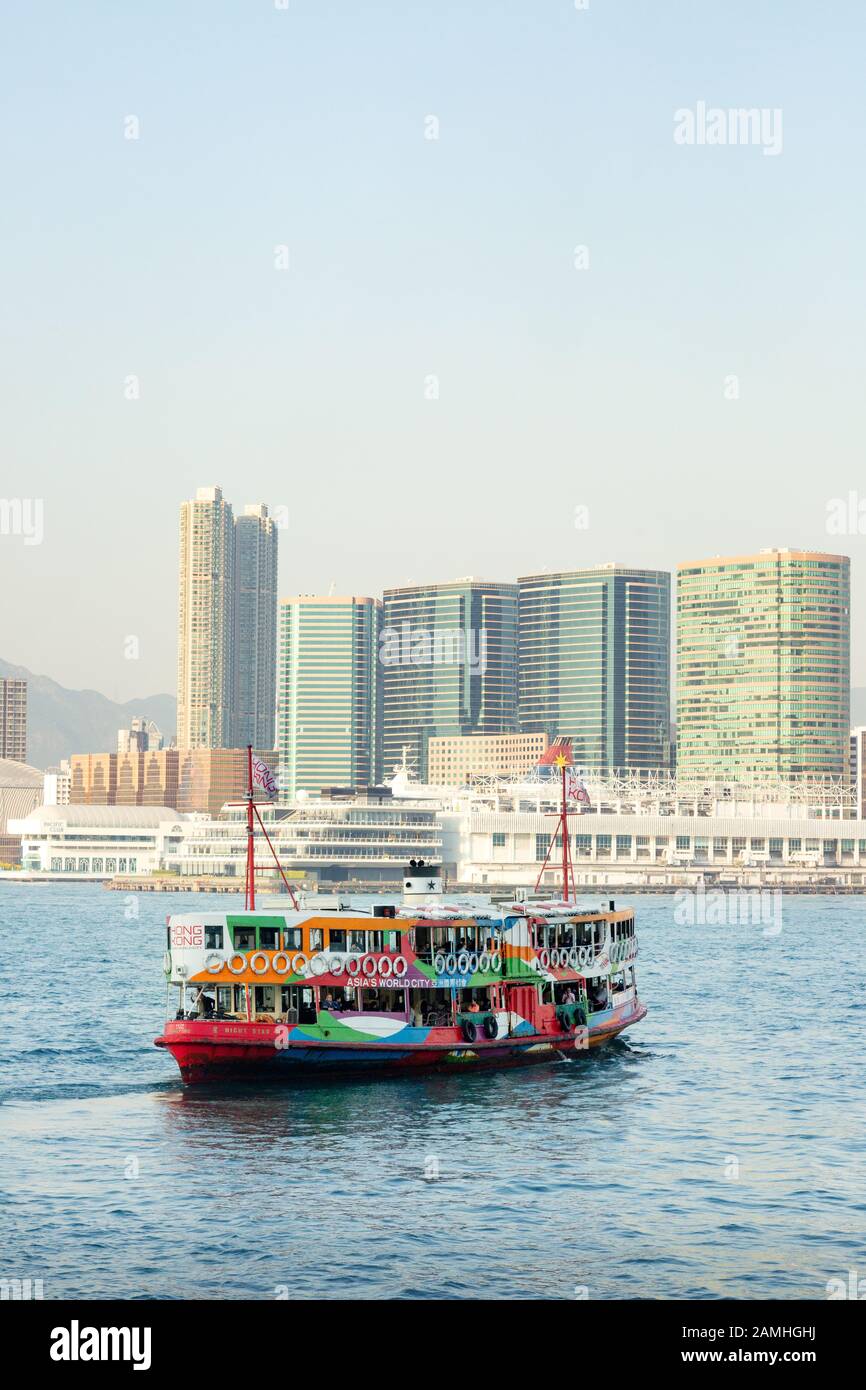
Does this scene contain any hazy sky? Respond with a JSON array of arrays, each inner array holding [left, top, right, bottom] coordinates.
[[1, 1, 864, 701]]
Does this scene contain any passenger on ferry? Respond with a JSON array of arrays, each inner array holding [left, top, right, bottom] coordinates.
[[562, 986, 576, 1005]]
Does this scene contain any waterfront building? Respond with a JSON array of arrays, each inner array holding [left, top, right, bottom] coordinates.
[[381, 578, 518, 780], [11, 804, 189, 878], [278, 595, 381, 801], [234, 504, 278, 750], [168, 792, 441, 885], [518, 565, 671, 772], [70, 753, 117, 805], [427, 731, 549, 785], [177, 486, 236, 749], [677, 549, 850, 780], [0, 757, 43, 865], [0, 678, 27, 762]]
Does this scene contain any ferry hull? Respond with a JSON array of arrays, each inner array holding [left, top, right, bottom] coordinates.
[[155, 1004, 647, 1085]]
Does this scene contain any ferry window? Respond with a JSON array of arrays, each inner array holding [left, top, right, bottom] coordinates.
[[284, 928, 302, 949], [349, 930, 366, 953], [309, 928, 324, 951], [234, 928, 255, 950], [216, 987, 232, 1013], [204, 925, 223, 950], [328, 929, 347, 951], [385, 931, 400, 951], [259, 927, 279, 948], [368, 930, 383, 953]]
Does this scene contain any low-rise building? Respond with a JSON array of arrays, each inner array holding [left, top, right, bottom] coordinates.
[[427, 732, 549, 785], [10, 804, 189, 877]]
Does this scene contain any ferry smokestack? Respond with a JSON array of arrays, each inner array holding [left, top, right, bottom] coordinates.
[[402, 858, 444, 901]]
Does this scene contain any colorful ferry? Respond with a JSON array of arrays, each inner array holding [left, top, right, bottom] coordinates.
[[154, 750, 646, 1083]]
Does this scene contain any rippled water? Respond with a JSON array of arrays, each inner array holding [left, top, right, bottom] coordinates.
[[1, 883, 863, 1299]]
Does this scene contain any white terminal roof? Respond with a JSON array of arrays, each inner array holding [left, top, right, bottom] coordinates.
[[0, 759, 44, 789], [26, 804, 187, 827]]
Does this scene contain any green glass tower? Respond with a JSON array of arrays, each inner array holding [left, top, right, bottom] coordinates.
[[518, 565, 671, 771], [381, 579, 518, 780], [277, 596, 381, 801], [676, 549, 850, 779]]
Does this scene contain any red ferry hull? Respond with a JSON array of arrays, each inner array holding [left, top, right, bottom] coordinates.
[[155, 1005, 647, 1084]]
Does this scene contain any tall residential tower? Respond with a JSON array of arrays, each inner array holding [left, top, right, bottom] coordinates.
[[518, 565, 671, 771], [176, 487, 236, 749], [676, 549, 850, 780]]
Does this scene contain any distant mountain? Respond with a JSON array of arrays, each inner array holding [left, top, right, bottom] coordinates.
[[0, 658, 176, 770]]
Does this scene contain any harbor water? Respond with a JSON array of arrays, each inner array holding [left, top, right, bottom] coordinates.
[[1, 883, 863, 1299]]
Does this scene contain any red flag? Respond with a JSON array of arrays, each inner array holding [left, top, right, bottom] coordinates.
[[538, 737, 573, 767]]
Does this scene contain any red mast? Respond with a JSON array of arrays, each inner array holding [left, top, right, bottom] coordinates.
[[246, 743, 255, 911], [533, 747, 576, 902]]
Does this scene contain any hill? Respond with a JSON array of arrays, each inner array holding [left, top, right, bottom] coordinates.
[[0, 658, 176, 770]]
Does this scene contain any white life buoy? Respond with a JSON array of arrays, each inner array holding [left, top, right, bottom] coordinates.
[[393, 955, 407, 977], [490, 952, 502, 972], [249, 951, 270, 976], [346, 954, 362, 976], [163, 950, 173, 974], [551, 948, 562, 969], [227, 953, 248, 975], [291, 952, 308, 975], [467, 952, 479, 974], [377, 955, 393, 976], [578, 945, 590, 967], [361, 955, 377, 977], [309, 953, 327, 976], [569, 948, 579, 969], [478, 951, 491, 973], [271, 951, 292, 974], [433, 952, 447, 975], [539, 948, 550, 969], [445, 953, 457, 975], [457, 951, 471, 975], [327, 956, 344, 975]]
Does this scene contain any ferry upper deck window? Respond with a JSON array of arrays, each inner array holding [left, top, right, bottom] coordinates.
[[259, 927, 279, 948], [234, 928, 255, 949], [309, 927, 323, 950], [349, 930, 365, 953], [328, 929, 347, 950], [204, 925, 223, 950], [284, 927, 302, 949]]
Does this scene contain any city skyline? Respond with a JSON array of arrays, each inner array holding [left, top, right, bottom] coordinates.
[[2, 3, 865, 701]]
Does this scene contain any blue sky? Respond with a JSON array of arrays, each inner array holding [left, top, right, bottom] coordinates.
[[1, 1, 864, 699]]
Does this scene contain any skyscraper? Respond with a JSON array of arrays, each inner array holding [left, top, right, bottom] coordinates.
[[518, 565, 671, 771], [176, 486, 235, 749], [234, 504, 278, 750], [381, 578, 518, 780], [677, 549, 850, 780], [278, 596, 381, 800], [0, 678, 27, 762]]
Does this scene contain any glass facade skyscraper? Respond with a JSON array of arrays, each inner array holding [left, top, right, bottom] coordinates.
[[278, 596, 381, 801], [677, 549, 850, 780], [234, 504, 278, 750], [518, 565, 671, 771], [381, 579, 518, 781]]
